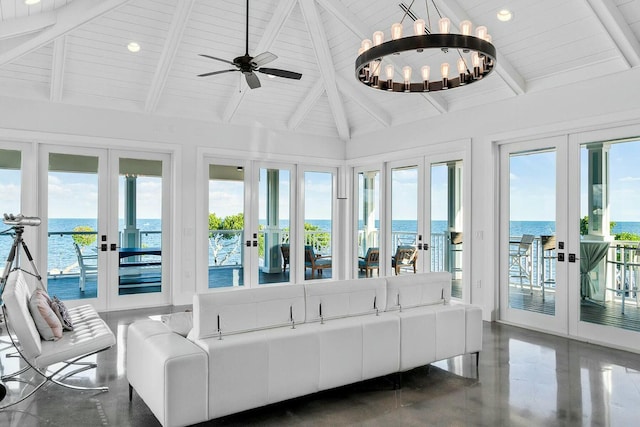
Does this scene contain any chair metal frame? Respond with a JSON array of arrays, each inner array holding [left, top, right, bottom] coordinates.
[[73, 242, 98, 291], [539, 235, 556, 301], [0, 225, 112, 408], [0, 304, 111, 409], [509, 234, 535, 292]]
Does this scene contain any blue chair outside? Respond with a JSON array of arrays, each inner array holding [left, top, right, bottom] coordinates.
[[358, 247, 379, 277], [305, 245, 331, 278]]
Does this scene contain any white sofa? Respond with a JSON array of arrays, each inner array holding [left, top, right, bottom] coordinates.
[[127, 272, 482, 427]]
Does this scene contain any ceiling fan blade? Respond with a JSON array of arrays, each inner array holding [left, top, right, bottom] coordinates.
[[197, 69, 238, 77], [245, 72, 261, 89], [198, 54, 236, 66], [251, 52, 277, 67], [257, 68, 302, 80]]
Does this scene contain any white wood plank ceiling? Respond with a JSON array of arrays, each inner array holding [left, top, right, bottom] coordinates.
[[1, 0, 639, 140]]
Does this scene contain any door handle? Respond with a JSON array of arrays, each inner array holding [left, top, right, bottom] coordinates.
[[101, 243, 108, 252], [246, 240, 251, 247], [568, 253, 578, 263]]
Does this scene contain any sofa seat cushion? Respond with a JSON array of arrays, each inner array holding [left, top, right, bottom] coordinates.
[[196, 325, 320, 419], [36, 303, 116, 368], [395, 304, 466, 371], [303, 316, 364, 391]]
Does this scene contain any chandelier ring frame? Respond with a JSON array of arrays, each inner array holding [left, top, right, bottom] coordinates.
[[355, 34, 497, 92]]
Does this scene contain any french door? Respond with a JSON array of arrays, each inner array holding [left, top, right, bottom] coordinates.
[[202, 159, 295, 290], [499, 136, 569, 334], [380, 149, 470, 301], [40, 145, 170, 311]]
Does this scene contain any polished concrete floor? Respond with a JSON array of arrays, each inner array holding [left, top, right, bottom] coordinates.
[[1, 307, 640, 426]]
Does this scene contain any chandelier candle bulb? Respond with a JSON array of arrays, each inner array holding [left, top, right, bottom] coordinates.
[[402, 66, 412, 92], [472, 51, 481, 78], [441, 62, 450, 89], [371, 60, 381, 87], [361, 39, 372, 51], [438, 17, 451, 34], [460, 20, 472, 36], [475, 26, 488, 40], [373, 31, 384, 46], [358, 47, 366, 78], [414, 19, 426, 36], [421, 65, 430, 91], [385, 64, 394, 90], [457, 58, 467, 84], [391, 23, 403, 40]]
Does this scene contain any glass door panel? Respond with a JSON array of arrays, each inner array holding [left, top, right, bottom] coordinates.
[[500, 137, 567, 335], [117, 158, 163, 296], [303, 171, 334, 281], [579, 139, 640, 333], [46, 152, 101, 301], [0, 149, 22, 263], [430, 160, 464, 298], [258, 167, 290, 285], [356, 169, 380, 278], [507, 150, 556, 316], [208, 164, 245, 288], [391, 165, 420, 275]]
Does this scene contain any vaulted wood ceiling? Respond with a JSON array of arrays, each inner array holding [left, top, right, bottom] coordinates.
[[1, 0, 639, 141]]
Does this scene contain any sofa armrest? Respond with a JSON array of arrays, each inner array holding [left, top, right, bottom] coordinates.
[[463, 305, 483, 354], [127, 320, 208, 427]]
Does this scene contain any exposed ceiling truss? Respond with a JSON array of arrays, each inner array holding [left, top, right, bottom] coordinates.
[[0, 0, 639, 141]]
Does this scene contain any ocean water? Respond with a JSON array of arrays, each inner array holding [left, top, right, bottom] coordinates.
[[2, 219, 639, 272]]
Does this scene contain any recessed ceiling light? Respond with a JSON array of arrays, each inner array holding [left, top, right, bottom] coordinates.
[[24, 0, 41, 5], [127, 42, 141, 53], [497, 9, 513, 22]]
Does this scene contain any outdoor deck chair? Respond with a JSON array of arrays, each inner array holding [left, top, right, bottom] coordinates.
[[509, 234, 535, 292], [74, 243, 98, 291], [540, 235, 557, 300], [280, 243, 290, 273], [0, 269, 115, 409], [392, 245, 418, 275], [358, 247, 379, 277], [304, 245, 331, 278]]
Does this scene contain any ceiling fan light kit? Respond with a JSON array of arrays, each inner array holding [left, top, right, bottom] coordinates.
[[355, 1, 496, 93], [197, 0, 302, 89]]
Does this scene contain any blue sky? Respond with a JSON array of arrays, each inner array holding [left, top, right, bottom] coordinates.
[[509, 140, 640, 222]]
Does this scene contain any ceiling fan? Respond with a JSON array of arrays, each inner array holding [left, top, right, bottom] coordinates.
[[197, 0, 302, 89]]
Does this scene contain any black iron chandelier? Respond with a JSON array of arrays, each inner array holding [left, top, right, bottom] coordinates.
[[355, 1, 497, 93]]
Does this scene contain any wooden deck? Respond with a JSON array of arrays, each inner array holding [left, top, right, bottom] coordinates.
[[508, 285, 640, 332]]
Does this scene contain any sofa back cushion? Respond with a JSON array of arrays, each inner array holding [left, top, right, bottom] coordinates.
[[304, 278, 387, 322], [2, 270, 43, 360], [192, 285, 306, 339], [385, 272, 452, 309]]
